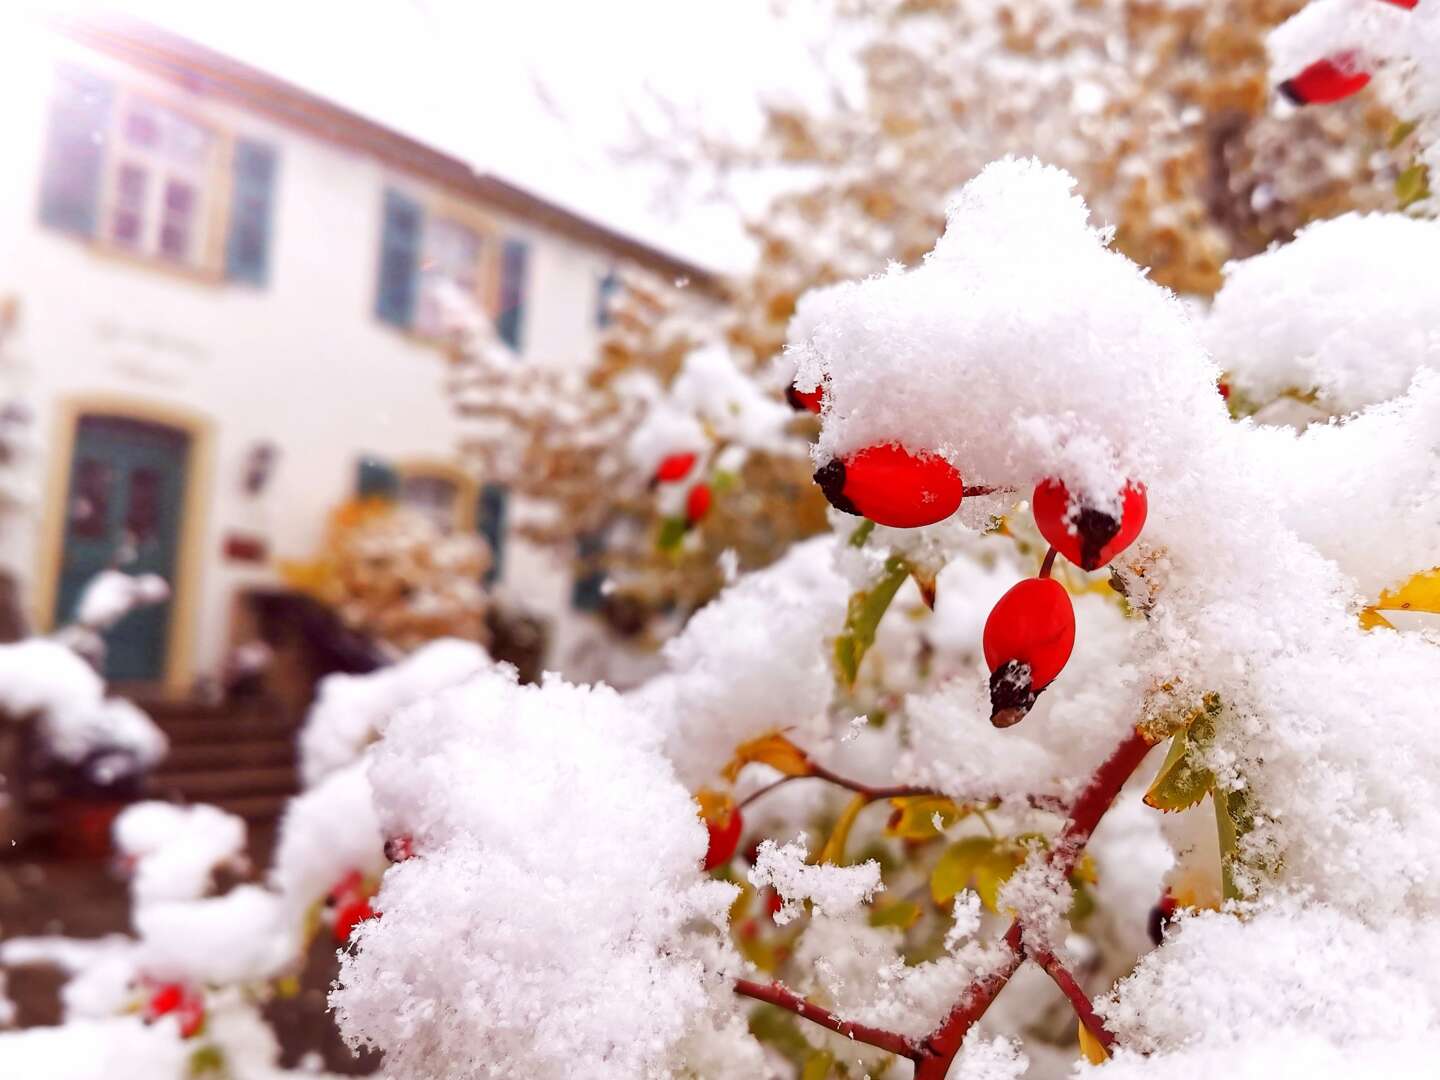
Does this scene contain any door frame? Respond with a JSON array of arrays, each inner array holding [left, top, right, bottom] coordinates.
[[34, 394, 215, 697]]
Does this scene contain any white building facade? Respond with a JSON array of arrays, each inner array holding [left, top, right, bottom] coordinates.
[[0, 16, 714, 693]]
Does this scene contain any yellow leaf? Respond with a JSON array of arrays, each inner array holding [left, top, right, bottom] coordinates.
[[869, 899, 923, 930], [930, 836, 997, 905], [973, 846, 1023, 913], [696, 788, 738, 827], [886, 795, 968, 839], [722, 731, 813, 784], [802, 1051, 836, 1080], [1143, 696, 1221, 814], [1372, 567, 1440, 615], [1359, 607, 1395, 631], [818, 793, 869, 866], [1078, 1019, 1110, 1065]]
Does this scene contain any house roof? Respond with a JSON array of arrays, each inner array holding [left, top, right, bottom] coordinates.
[[52, 13, 725, 294]]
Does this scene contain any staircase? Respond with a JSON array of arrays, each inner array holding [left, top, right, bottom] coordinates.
[[141, 698, 301, 820]]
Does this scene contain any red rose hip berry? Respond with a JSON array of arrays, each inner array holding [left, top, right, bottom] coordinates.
[[814, 443, 964, 529], [786, 381, 824, 414], [685, 482, 712, 526], [697, 791, 743, 871], [1278, 54, 1371, 106], [983, 577, 1076, 728], [1032, 478, 1147, 572], [654, 451, 698, 484]]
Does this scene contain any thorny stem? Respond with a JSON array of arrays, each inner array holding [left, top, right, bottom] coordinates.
[[1038, 546, 1058, 579], [963, 484, 1015, 499], [732, 978, 923, 1062], [1027, 942, 1117, 1052], [739, 727, 1154, 1078]]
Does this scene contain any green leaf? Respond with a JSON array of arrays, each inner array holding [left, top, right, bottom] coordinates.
[[1143, 694, 1221, 813], [869, 898, 923, 930], [833, 555, 910, 687], [656, 515, 688, 552], [1215, 784, 1261, 903], [1397, 163, 1431, 209]]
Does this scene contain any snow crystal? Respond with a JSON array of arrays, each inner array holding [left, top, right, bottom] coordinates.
[[297, 637, 490, 786], [331, 669, 752, 1078], [748, 837, 882, 924]]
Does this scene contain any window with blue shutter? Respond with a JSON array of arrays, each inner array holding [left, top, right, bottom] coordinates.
[[571, 528, 608, 611], [595, 269, 620, 329], [225, 138, 278, 286], [355, 455, 398, 500], [38, 65, 114, 237], [497, 238, 529, 350], [375, 188, 423, 328], [476, 483, 509, 585]]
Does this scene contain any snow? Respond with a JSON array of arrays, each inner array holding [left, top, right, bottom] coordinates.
[[748, 837, 882, 924], [1206, 213, 1440, 414], [269, 761, 384, 922], [0, 639, 167, 769], [114, 802, 247, 905], [74, 570, 170, 631], [135, 885, 296, 986], [297, 637, 491, 786], [331, 668, 752, 1078], [630, 536, 848, 788], [0, 1016, 190, 1080]]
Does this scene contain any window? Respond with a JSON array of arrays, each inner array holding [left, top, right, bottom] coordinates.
[[374, 188, 529, 352], [595, 268, 620, 329], [37, 65, 278, 283], [101, 98, 216, 266], [415, 217, 482, 338], [399, 472, 461, 533]]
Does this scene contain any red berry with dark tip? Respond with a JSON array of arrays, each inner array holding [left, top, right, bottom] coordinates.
[[384, 835, 414, 863], [786, 381, 824, 414], [654, 452, 697, 484], [1279, 54, 1370, 106], [982, 578, 1076, 727], [145, 982, 204, 1038], [1148, 891, 1179, 946], [814, 443, 964, 529], [701, 802, 743, 871], [1032, 478, 1147, 572], [685, 482, 712, 526]]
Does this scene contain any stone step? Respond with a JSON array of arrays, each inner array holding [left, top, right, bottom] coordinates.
[[160, 739, 295, 771], [145, 765, 298, 802], [156, 717, 298, 745]]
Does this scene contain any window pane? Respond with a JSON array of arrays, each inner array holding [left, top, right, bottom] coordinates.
[[125, 466, 161, 543], [123, 104, 159, 149], [400, 474, 458, 532], [416, 218, 481, 335], [69, 457, 111, 538], [159, 178, 195, 260], [110, 162, 147, 248]]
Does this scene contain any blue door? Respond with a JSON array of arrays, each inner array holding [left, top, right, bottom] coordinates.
[[55, 415, 190, 682]]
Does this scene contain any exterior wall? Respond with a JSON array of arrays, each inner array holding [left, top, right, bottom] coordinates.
[[0, 29, 626, 691]]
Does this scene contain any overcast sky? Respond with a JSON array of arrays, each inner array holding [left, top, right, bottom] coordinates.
[[35, 0, 845, 272]]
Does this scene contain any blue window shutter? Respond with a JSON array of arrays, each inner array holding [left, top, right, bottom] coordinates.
[[38, 65, 113, 237], [497, 238, 529, 350], [595, 269, 620, 329], [571, 528, 608, 611], [375, 188, 423, 328], [476, 483, 509, 585], [355, 455, 398, 500], [225, 138, 278, 285]]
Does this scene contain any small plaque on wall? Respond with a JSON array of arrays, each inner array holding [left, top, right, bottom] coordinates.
[[224, 533, 268, 563]]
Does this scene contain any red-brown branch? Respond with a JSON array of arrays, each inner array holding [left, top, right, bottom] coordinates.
[[914, 726, 1155, 1077], [738, 764, 1068, 815], [733, 978, 921, 1061], [1027, 941, 1117, 1052]]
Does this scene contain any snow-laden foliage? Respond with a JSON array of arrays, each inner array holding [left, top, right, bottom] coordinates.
[[113, 802, 247, 906], [1206, 212, 1440, 415], [331, 668, 748, 1078], [298, 637, 491, 785]]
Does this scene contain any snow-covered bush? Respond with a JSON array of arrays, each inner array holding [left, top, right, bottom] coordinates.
[[316, 156, 1440, 1078]]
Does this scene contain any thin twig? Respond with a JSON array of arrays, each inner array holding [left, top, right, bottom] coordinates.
[[1026, 941, 1117, 1051], [733, 978, 921, 1061], [1039, 546, 1058, 579]]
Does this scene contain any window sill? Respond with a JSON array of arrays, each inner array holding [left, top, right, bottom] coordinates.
[[72, 233, 228, 288]]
